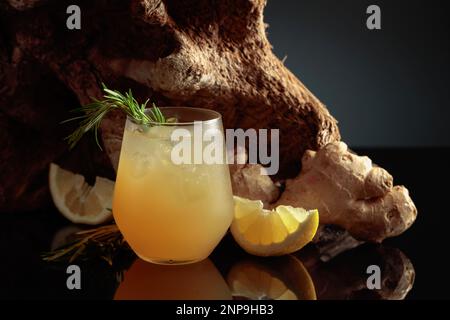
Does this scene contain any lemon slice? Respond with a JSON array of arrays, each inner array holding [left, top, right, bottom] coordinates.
[[49, 163, 114, 225], [230, 196, 319, 257], [227, 256, 316, 300]]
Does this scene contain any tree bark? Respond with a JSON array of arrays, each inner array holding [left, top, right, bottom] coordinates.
[[0, 0, 340, 212]]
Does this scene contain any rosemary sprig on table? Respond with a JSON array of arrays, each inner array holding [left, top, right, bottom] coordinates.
[[42, 224, 128, 265], [64, 83, 167, 149]]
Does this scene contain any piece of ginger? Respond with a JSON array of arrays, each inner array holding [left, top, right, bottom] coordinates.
[[229, 146, 280, 206], [278, 142, 417, 242]]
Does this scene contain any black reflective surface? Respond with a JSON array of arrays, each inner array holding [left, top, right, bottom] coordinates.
[[1, 148, 449, 300]]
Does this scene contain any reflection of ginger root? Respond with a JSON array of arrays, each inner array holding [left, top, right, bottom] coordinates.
[[302, 245, 415, 300], [278, 142, 417, 242]]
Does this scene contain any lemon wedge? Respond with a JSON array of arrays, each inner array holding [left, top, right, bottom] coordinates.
[[49, 163, 114, 225], [230, 196, 319, 256]]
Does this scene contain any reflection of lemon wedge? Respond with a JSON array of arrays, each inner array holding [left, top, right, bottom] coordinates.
[[230, 196, 319, 256], [227, 255, 316, 300], [115, 259, 232, 300], [49, 163, 114, 225]]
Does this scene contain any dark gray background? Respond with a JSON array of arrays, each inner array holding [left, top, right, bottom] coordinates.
[[264, 0, 450, 147]]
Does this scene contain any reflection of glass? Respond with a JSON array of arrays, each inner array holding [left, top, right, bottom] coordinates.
[[227, 255, 316, 300], [113, 107, 234, 265], [114, 258, 232, 300]]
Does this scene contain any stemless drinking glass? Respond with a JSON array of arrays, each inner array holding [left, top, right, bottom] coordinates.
[[113, 107, 234, 265]]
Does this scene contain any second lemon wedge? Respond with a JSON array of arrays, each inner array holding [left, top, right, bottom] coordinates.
[[49, 163, 114, 225], [230, 196, 319, 257]]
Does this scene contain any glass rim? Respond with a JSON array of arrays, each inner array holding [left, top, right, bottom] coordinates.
[[127, 106, 222, 126]]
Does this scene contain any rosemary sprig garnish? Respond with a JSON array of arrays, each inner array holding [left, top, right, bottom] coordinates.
[[64, 83, 166, 149], [42, 224, 129, 265]]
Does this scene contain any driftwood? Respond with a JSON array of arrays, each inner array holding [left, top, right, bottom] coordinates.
[[0, 1, 416, 243], [0, 0, 338, 209]]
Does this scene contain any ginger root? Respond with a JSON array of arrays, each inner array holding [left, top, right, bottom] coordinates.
[[278, 142, 417, 243], [229, 147, 280, 206]]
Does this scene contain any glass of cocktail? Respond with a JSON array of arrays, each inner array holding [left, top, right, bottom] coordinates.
[[113, 107, 234, 265]]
